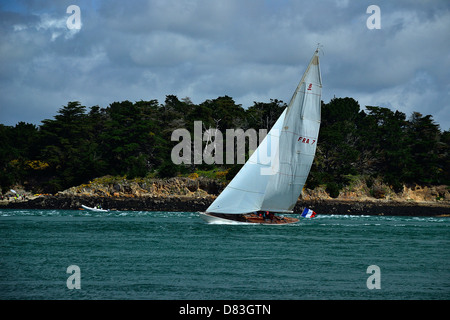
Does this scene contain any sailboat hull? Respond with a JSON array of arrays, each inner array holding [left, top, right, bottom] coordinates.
[[200, 212, 299, 225], [199, 212, 247, 225], [81, 204, 109, 212]]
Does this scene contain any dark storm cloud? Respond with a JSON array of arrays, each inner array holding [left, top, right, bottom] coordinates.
[[0, 0, 449, 130]]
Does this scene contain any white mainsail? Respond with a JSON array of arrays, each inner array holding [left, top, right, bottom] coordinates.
[[206, 49, 322, 214]]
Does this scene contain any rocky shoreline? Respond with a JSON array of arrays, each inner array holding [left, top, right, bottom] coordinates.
[[2, 194, 450, 216], [1, 176, 449, 216]]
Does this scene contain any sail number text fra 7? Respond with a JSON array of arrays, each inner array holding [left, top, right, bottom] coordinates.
[[297, 136, 316, 145]]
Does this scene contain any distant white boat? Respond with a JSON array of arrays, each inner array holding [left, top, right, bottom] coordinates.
[[81, 204, 109, 212], [200, 48, 322, 225]]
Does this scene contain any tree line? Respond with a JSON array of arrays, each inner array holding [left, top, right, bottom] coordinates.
[[0, 95, 448, 195]]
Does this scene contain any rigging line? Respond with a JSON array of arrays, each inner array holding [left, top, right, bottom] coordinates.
[[224, 185, 266, 195]]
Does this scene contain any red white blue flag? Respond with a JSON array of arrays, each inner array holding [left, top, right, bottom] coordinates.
[[301, 208, 317, 218]]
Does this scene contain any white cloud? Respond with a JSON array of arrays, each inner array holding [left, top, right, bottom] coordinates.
[[36, 13, 81, 41]]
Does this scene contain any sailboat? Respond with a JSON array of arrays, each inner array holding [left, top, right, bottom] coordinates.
[[200, 49, 322, 225]]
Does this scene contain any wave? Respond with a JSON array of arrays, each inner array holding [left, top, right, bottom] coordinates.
[[1, 209, 448, 228], [0, 209, 200, 219]]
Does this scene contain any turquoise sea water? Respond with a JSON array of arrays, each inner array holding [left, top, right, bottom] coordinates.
[[0, 209, 448, 300]]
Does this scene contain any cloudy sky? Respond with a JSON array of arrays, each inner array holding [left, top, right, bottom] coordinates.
[[1, 0, 449, 130]]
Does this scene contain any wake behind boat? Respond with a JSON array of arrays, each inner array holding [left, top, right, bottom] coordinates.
[[201, 48, 322, 225], [81, 204, 109, 212]]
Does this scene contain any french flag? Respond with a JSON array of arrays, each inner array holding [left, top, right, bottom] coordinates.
[[301, 208, 317, 218]]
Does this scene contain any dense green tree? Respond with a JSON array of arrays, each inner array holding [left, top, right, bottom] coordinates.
[[39, 102, 92, 191], [439, 130, 450, 185], [359, 106, 410, 190], [100, 100, 161, 178], [0, 95, 447, 194], [245, 99, 286, 131], [404, 112, 441, 184], [199, 96, 246, 131], [0, 125, 18, 192], [310, 97, 361, 191]]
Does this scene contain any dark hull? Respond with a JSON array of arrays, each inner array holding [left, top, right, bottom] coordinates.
[[201, 212, 299, 225]]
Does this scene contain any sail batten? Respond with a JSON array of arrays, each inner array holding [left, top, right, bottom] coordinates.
[[206, 50, 321, 215]]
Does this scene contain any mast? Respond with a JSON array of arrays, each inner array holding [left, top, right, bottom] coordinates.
[[260, 49, 322, 212]]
